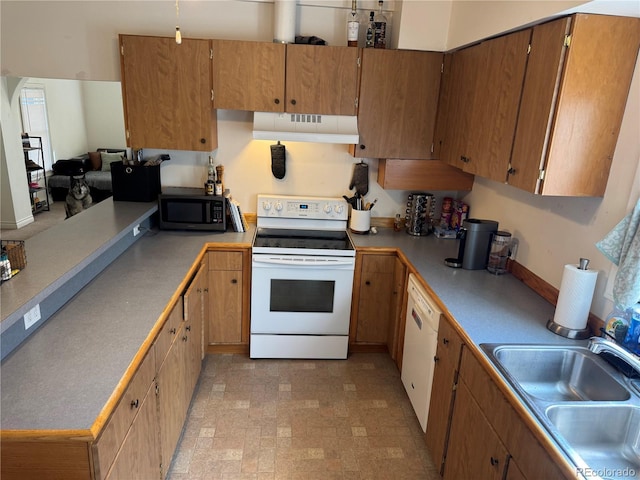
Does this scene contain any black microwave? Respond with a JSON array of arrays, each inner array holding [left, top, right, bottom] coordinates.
[[158, 188, 226, 232]]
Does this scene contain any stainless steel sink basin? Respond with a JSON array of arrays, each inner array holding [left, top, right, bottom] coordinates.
[[481, 343, 640, 479], [545, 404, 640, 479], [488, 345, 631, 402]]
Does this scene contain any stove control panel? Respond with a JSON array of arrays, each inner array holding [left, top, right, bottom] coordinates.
[[257, 194, 348, 220]]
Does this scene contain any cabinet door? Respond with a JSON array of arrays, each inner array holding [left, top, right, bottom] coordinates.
[[511, 14, 640, 196], [354, 254, 395, 344], [388, 257, 407, 365], [465, 29, 530, 182], [120, 35, 216, 151], [425, 317, 464, 475], [184, 263, 206, 394], [105, 383, 160, 480], [438, 45, 482, 169], [356, 49, 443, 159], [285, 44, 359, 115], [156, 325, 189, 479], [444, 380, 508, 480], [209, 270, 243, 344], [212, 40, 286, 112]]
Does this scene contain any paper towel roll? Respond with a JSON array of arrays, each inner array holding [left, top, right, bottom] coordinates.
[[552, 264, 598, 330], [273, 0, 297, 43]]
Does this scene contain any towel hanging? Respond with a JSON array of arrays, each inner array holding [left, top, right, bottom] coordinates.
[[596, 197, 640, 309]]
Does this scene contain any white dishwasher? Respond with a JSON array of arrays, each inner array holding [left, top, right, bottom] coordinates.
[[401, 273, 442, 432]]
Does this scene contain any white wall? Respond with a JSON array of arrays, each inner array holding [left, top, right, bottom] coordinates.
[[81, 81, 127, 151]]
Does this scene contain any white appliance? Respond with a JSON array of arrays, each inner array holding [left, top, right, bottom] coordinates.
[[251, 194, 356, 359], [401, 273, 442, 432]]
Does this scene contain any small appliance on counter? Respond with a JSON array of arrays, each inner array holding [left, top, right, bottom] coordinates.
[[158, 187, 226, 232], [445, 218, 498, 269], [405, 192, 435, 236]]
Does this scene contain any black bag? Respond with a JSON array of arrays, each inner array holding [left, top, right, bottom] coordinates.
[[110, 161, 161, 202]]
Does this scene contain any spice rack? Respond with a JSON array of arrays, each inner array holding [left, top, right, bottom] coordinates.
[[22, 135, 50, 213]]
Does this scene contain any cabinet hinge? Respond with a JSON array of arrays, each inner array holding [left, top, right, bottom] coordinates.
[[211, 89, 214, 102], [564, 34, 571, 48], [210, 48, 213, 60], [430, 143, 434, 154], [354, 97, 358, 109], [441, 62, 444, 74], [452, 382, 458, 391], [357, 56, 361, 68], [538, 169, 546, 181], [126, 129, 130, 140], [120, 44, 124, 56], [155, 382, 159, 396], [527, 43, 531, 55]]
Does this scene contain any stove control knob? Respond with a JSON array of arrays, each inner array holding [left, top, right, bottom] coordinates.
[[262, 201, 272, 211], [323, 203, 333, 214], [334, 204, 345, 214], [274, 201, 283, 212]]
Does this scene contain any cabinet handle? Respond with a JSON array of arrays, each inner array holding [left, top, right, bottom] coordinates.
[[359, 144, 366, 150], [460, 155, 470, 163], [290, 99, 297, 105], [507, 167, 516, 175], [130, 399, 139, 409], [186, 325, 191, 332], [365, 280, 371, 285], [231, 278, 238, 284], [490, 457, 499, 467], [274, 98, 280, 105], [170, 327, 177, 335], [200, 138, 206, 144], [443, 338, 449, 345]]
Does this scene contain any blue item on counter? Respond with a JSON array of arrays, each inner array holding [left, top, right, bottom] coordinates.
[[623, 305, 640, 354]]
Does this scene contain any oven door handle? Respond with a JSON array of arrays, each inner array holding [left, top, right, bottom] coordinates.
[[252, 257, 355, 267]]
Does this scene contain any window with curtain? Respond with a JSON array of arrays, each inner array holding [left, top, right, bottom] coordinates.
[[19, 85, 53, 172]]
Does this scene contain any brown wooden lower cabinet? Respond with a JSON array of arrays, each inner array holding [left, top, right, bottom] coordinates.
[[208, 249, 250, 351], [425, 315, 464, 475], [435, 346, 568, 480], [444, 380, 509, 480], [350, 253, 406, 360], [1, 270, 205, 480]]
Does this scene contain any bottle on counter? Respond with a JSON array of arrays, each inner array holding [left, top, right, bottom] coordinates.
[[374, 0, 387, 49], [347, 0, 360, 47], [207, 156, 215, 183], [215, 164, 224, 194], [604, 305, 630, 344], [365, 11, 375, 48]]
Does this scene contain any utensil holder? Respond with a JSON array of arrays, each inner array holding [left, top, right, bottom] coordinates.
[[350, 209, 370, 234]]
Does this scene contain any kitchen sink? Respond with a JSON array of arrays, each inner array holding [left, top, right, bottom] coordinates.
[[545, 404, 640, 479], [480, 342, 640, 480], [488, 345, 631, 402]]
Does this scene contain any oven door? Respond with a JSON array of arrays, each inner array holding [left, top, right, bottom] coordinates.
[[251, 254, 355, 335]]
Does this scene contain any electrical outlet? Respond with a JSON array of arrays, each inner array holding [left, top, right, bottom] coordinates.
[[133, 224, 141, 236], [24, 304, 41, 330]]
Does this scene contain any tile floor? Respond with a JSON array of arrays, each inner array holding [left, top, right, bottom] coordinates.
[[167, 353, 441, 480]]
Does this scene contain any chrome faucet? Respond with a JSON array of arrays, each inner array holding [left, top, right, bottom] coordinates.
[[588, 336, 640, 376]]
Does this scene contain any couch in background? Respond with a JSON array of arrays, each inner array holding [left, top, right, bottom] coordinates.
[[48, 148, 128, 202]]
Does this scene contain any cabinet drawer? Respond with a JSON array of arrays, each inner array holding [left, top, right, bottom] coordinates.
[[92, 348, 156, 480], [154, 298, 184, 373], [208, 251, 242, 271], [459, 348, 566, 480]]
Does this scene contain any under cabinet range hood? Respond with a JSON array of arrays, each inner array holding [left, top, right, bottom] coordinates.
[[252, 112, 359, 144]]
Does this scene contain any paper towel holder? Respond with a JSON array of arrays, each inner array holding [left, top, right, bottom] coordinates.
[[546, 257, 593, 339], [546, 318, 591, 339]]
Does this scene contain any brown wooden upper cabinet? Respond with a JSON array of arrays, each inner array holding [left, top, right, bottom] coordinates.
[[354, 49, 443, 159], [212, 41, 359, 115], [509, 14, 640, 196], [436, 29, 531, 182], [119, 35, 217, 152]]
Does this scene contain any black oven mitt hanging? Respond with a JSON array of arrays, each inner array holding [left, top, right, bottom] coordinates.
[[349, 161, 369, 196], [271, 141, 286, 179]]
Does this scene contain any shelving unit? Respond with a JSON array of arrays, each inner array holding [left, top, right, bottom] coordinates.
[[22, 135, 50, 214]]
